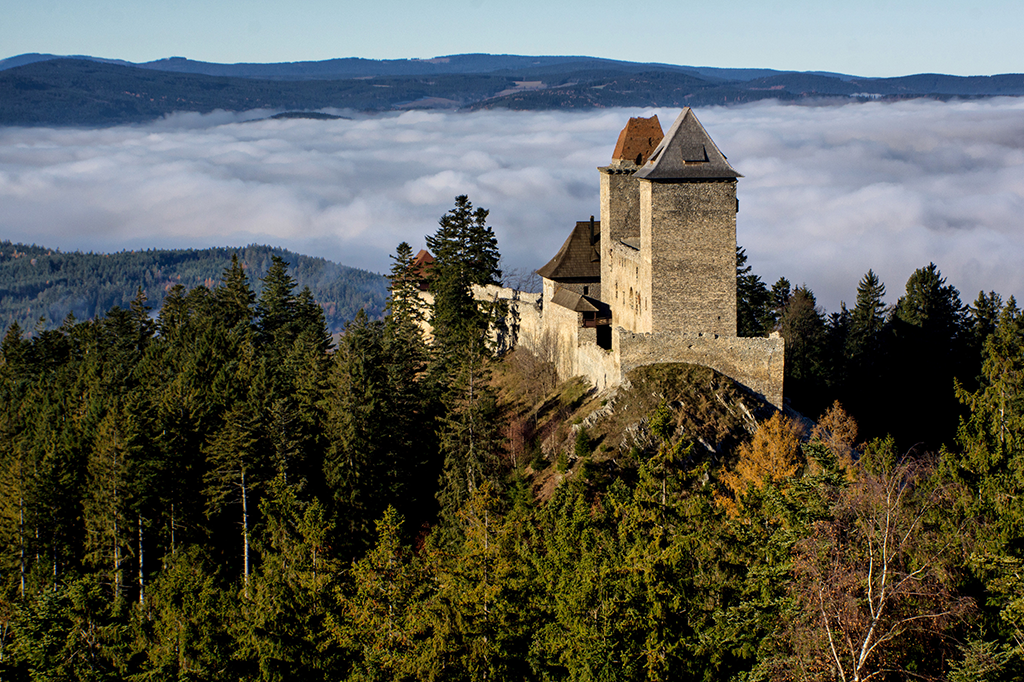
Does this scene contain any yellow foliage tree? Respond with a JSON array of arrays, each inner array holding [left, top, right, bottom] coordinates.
[[810, 400, 859, 472], [721, 412, 804, 509]]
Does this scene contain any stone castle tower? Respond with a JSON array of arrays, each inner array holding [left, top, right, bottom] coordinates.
[[445, 108, 784, 407], [600, 108, 740, 336]]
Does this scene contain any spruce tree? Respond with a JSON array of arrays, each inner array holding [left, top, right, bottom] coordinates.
[[778, 286, 827, 416], [889, 263, 970, 447], [736, 246, 773, 337], [425, 195, 502, 374], [847, 269, 887, 360]]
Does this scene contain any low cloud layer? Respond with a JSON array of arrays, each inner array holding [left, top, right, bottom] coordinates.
[[2, 99, 1023, 312]]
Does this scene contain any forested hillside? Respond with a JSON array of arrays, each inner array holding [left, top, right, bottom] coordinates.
[[4, 57, 1024, 126], [0, 200, 1022, 680], [0, 241, 387, 334]]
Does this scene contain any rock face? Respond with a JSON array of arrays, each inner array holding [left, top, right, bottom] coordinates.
[[525, 363, 777, 499]]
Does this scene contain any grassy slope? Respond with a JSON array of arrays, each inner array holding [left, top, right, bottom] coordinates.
[[493, 352, 777, 500]]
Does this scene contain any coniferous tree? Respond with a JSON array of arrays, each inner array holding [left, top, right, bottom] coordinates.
[[425, 196, 502, 374], [770, 277, 792, 318], [948, 298, 1024, 664], [843, 269, 890, 437], [383, 242, 433, 525], [968, 290, 1004, 371], [778, 286, 827, 416], [736, 246, 773, 337], [822, 304, 851, 394], [847, 269, 888, 360], [203, 339, 270, 594], [216, 254, 256, 332], [888, 263, 970, 447], [323, 311, 396, 555], [334, 505, 421, 680], [434, 350, 503, 545]]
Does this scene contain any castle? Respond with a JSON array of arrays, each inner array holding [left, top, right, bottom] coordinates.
[[460, 109, 784, 407]]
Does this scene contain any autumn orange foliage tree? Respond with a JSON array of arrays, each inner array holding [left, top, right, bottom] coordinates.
[[721, 412, 804, 509]]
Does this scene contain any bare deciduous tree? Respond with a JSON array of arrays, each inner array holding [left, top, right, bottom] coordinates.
[[791, 454, 973, 682]]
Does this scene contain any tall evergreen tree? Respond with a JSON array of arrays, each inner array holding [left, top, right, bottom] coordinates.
[[383, 242, 434, 526], [736, 246, 773, 337], [323, 311, 398, 556], [888, 263, 970, 447], [778, 286, 827, 416], [425, 196, 502, 373], [847, 269, 887, 360], [434, 351, 502, 544]]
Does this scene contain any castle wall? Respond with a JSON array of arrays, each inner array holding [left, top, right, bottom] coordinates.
[[600, 169, 643, 330], [616, 328, 784, 408], [424, 282, 783, 410], [575, 329, 620, 391], [605, 241, 649, 333], [599, 170, 641, 248], [641, 179, 738, 336]]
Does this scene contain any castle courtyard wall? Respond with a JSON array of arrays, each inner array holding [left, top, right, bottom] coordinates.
[[432, 284, 784, 410]]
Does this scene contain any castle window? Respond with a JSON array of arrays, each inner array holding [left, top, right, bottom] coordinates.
[[583, 286, 589, 296]]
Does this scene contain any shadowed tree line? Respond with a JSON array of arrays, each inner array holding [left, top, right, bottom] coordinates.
[[0, 241, 388, 336], [738, 248, 996, 450], [0, 210, 1020, 680]]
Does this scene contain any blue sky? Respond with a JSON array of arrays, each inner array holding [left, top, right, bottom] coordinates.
[[4, 0, 1022, 77]]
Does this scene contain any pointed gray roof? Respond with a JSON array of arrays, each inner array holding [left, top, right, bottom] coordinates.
[[633, 108, 741, 180]]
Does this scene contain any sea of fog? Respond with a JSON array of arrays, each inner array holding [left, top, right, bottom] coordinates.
[[1, 99, 1023, 312]]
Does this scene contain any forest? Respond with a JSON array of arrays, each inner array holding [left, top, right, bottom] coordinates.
[[5, 57, 1024, 126], [0, 197, 1022, 681], [0, 241, 387, 335]]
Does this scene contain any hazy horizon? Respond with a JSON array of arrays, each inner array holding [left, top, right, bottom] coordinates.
[[2, 99, 1023, 314], [5, 1, 1021, 78]]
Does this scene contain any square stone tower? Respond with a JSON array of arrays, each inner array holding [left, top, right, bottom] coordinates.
[[601, 108, 740, 336]]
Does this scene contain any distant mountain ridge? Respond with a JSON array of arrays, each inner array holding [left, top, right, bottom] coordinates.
[[1, 53, 1022, 126], [0, 52, 835, 82]]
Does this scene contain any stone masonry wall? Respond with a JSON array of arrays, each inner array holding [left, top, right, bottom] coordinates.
[[575, 330, 620, 391], [616, 328, 784, 408], [600, 169, 643, 330], [643, 179, 737, 336], [605, 241, 646, 333], [424, 281, 783, 410]]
